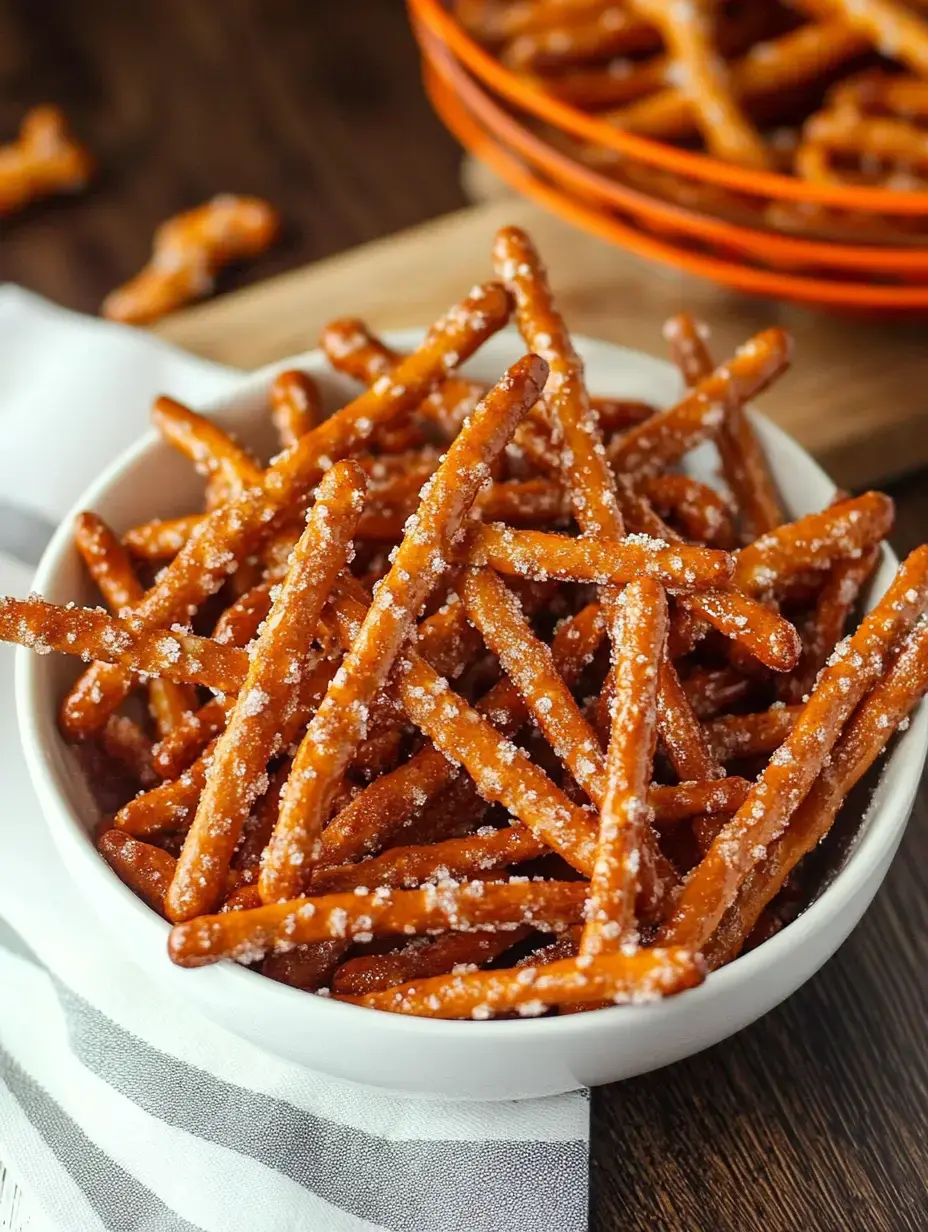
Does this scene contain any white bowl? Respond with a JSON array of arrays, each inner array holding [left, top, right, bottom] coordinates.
[[16, 329, 928, 1101]]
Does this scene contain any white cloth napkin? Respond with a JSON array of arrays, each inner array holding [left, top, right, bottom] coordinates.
[[0, 287, 590, 1232]]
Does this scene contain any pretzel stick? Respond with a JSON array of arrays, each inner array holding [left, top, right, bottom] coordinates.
[[60, 281, 511, 739], [657, 655, 725, 782], [663, 313, 783, 541], [233, 762, 289, 882], [261, 356, 547, 901], [0, 105, 93, 217], [123, 515, 202, 562], [270, 370, 320, 447], [649, 778, 751, 826], [611, 329, 793, 478], [637, 475, 735, 549], [628, 0, 770, 168], [607, 21, 867, 141], [74, 512, 196, 738], [705, 705, 802, 762], [682, 666, 753, 719], [782, 546, 880, 705], [344, 948, 704, 1019], [455, 0, 621, 45], [151, 697, 231, 778], [734, 493, 894, 595], [820, 0, 928, 78], [152, 397, 263, 498], [101, 715, 158, 789], [317, 597, 604, 866], [331, 928, 532, 997], [261, 941, 347, 991], [102, 195, 280, 325], [582, 579, 667, 955], [659, 545, 928, 950], [502, 9, 659, 73], [168, 879, 589, 967], [166, 460, 367, 921], [681, 589, 801, 672], [458, 524, 734, 591], [97, 830, 176, 916], [705, 618, 928, 968]]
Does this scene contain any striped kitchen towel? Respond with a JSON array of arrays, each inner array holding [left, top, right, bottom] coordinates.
[[0, 287, 590, 1232]]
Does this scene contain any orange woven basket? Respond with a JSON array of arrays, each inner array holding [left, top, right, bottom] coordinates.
[[421, 58, 928, 311], [416, 19, 928, 280]]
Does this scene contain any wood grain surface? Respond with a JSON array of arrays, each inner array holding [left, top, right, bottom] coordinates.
[[2, 3, 927, 1230]]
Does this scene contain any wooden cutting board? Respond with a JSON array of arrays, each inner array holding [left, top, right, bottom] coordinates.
[[155, 197, 928, 491]]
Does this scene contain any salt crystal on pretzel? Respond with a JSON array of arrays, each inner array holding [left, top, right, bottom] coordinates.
[[60, 281, 512, 738], [582, 579, 667, 955], [663, 312, 783, 542], [707, 616, 928, 968], [102, 195, 280, 325], [660, 545, 928, 950], [168, 879, 589, 968], [0, 104, 93, 217], [166, 460, 367, 921], [260, 355, 548, 901], [343, 947, 704, 1019]]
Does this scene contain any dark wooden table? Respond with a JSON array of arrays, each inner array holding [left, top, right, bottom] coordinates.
[[2, 3, 926, 1230]]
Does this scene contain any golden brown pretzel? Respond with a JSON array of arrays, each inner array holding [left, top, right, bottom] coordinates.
[[0, 105, 93, 217]]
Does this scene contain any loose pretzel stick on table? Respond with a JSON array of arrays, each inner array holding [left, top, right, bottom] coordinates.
[[317, 596, 604, 867], [168, 880, 589, 968], [458, 524, 734, 591], [663, 313, 783, 541], [705, 617, 928, 968], [260, 356, 548, 902], [344, 948, 704, 1019], [734, 493, 894, 595], [270, 370, 320, 447], [0, 105, 93, 217], [102, 195, 280, 325], [74, 512, 195, 738], [782, 546, 880, 705], [166, 460, 367, 921], [60, 282, 512, 739], [97, 831, 176, 916], [611, 329, 793, 479], [331, 928, 533, 996], [626, 0, 770, 169], [659, 545, 928, 951], [582, 578, 667, 955]]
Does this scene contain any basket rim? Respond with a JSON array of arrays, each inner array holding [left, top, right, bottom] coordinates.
[[424, 62, 928, 311], [409, 0, 928, 215], [417, 22, 928, 273]]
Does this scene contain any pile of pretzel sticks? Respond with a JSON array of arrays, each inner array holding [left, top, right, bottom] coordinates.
[[4, 224, 927, 1020], [455, 0, 928, 188]]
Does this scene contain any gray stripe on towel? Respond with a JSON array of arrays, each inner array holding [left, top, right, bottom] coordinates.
[[52, 978, 587, 1232]]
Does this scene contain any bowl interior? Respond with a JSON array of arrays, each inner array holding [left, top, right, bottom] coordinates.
[[18, 327, 928, 1026]]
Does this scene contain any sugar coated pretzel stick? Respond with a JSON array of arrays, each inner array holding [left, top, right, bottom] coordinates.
[[682, 665, 752, 719], [626, 0, 770, 169], [262, 941, 348, 991], [317, 595, 604, 867], [101, 715, 158, 788], [61, 282, 511, 738], [97, 830, 176, 916], [152, 397, 263, 500], [458, 524, 734, 591], [734, 493, 894, 596], [102, 195, 280, 325], [681, 588, 801, 673], [0, 595, 247, 694], [611, 329, 793, 479], [704, 705, 802, 763], [782, 546, 880, 705], [151, 697, 230, 778], [656, 654, 725, 782], [260, 355, 548, 901], [344, 948, 704, 1019], [123, 515, 202, 562], [323, 587, 601, 876], [582, 579, 667, 956], [819, 0, 928, 79], [607, 20, 867, 142], [663, 314, 783, 541], [502, 7, 660, 73], [637, 475, 735, 549], [166, 460, 367, 922], [659, 545, 928, 950], [331, 928, 533, 997], [168, 879, 589, 968], [270, 370, 319, 447], [74, 512, 195, 737], [706, 617, 928, 968], [0, 104, 93, 217], [649, 778, 751, 827]]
